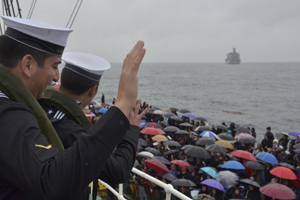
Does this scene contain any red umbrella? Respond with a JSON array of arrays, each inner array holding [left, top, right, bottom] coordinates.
[[170, 160, 191, 167], [140, 127, 165, 136], [144, 159, 170, 173], [230, 150, 257, 162], [270, 166, 297, 180], [260, 183, 296, 199]]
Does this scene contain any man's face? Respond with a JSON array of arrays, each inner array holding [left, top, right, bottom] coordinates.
[[31, 56, 61, 99]]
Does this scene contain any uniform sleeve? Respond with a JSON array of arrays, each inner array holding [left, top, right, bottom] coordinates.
[[0, 100, 129, 199], [98, 125, 140, 183]]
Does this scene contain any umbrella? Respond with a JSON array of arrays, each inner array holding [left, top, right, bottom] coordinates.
[[216, 125, 227, 130], [256, 152, 278, 165], [164, 140, 181, 147], [138, 151, 154, 158], [164, 149, 180, 156], [157, 172, 177, 182], [275, 132, 290, 140], [200, 131, 217, 138], [139, 122, 146, 128], [200, 167, 218, 178], [179, 122, 193, 127], [170, 160, 191, 167], [148, 108, 156, 112], [152, 135, 168, 142], [176, 130, 189, 135], [217, 170, 239, 188], [98, 107, 108, 113], [84, 112, 96, 117], [169, 107, 179, 112], [183, 113, 197, 119], [194, 117, 207, 122], [235, 133, 254, 139], [178, 109, 191, 114], [143, 122, 163, 129], [243, 161, 265, 170], [230, 150, 257, 162], [215, 140, 234, 150], [164, 126, 180, 132], [138, 138, 148, 147], [170, 116, 183, 122], [152, 106, 161, 111], [184, 146, 211, 159], [201, 179, 226, 192], [145, 147, 162, 156], [171, 179, 196, 187], [235, 126, 251, 134], [152, 156, 171, 165], [294, 143, 300, 149], [195, 126, 211, 133], [239, 179, 260, 188], [279, 162, 295, 170], [288, 131, 300, 138], [140, 127, 164, 136], [181, 144, 194, 151], [206, 144, 228, 153], [144, 159, 169, 173], [196, 137, 216, 146], [153, 110, 163, 115], [193, 194, 215, 200], [236, 137, 256, 144], [221, 161, 245, 170], [270, 166, 297, 180], [218, 133, 234, 141], [163, 112, 176, 118], [260, 183, 296, 200]]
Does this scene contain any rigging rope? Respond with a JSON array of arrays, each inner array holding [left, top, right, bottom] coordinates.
[[27, 0, 37, 19], [66, 0, 83, 29]]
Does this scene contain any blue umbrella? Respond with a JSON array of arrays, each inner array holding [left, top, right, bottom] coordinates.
[[256, 152, 279, 165], [201, 179, 226, 192], [98, 107, 108, 113], [221, 161, 245, 170], [183, 113, 196, 119], [288, 131, 300, 138], [140, 122, 146, 128], [163, 112, 176, 118], [200, 167, 218, 178], [200, 131, 217, 138]]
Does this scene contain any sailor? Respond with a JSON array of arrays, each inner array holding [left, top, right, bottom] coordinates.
[[0, 15, 146, 199], [39, 52, 147, 199]]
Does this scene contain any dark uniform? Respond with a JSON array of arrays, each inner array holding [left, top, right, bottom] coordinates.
[[0, 93, 130, 200]]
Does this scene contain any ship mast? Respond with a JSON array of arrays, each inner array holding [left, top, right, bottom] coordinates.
[[0, 0, 22, 35]]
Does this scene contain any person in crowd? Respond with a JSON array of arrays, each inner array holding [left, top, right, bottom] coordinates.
[[0, 16, 146, 199], [265, 126, 274, 142], [210, 188, 223, 200], [250, 127, 256, 138], [198, 185, 209, 195], [253, 143, 264, 156], [112, 97, 116, 104], [228, 123, 236, 137], [264, 163, 274, 184], [101, 93, 105, 106], [231, 188, 244, 198], [276, 146, 288, 163], [178, 166, 190, 179], [170, 164, 178, 177], [189, 170, 200, 185], [244, 185, 260, 200], [279, 134, 289, 150], [261, 134, 272, 152]]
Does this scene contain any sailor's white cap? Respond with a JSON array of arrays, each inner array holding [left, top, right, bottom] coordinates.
[[1, 16, 72, 55], [62, 52, 111, 81]]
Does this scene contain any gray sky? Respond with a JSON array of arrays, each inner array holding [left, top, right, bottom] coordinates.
[[2, 1, 300, 62]]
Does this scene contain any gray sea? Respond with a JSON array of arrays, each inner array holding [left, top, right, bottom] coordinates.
[[92, 62, 300, 143]]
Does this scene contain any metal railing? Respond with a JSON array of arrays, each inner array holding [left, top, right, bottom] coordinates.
[[96, 167, 192, 200]]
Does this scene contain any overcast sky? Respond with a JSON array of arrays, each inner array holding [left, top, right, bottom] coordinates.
[[2, 1, 300, 62]]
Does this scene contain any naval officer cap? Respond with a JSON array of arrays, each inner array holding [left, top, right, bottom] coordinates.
[[62, 52, 111, 82], [1, 16, 73, 56]]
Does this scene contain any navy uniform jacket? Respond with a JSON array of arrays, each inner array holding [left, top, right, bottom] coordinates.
[[0, 97, 130, 200]]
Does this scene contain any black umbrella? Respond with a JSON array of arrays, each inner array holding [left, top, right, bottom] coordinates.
[[179, 122, 193, 127], [170, 116, 183, 122], [152, 106, 161, 110], [171, 179, 196, 187], [164, 140, 181, 147], [239, 179, 261, 188], [206, 144, 228, 153], [157, 172, 178, 182], [138, 138, 148, 147], [181, 145, 194, 151], [153, 156, 171, 165], [237, 137, 256, 144], [195, 117, 208, 122], [178, 109, 191, 114], [195, 126, 211, 133], [145, 147, 162, 156], [294, 143, 300, 149], [148, 108, 156, 112], [196, 138, 216, 146], [175, 130, 189, 135], [235, 126, 251, 134], [218, 133, 234, 141], [164, 149, 180, 156], [216, 125, 228, 130], [169, 107, 179, 112], [279, 162, 295, 170], [164, 126, 180, 133], [184, 146, 211, 159], [243, 161, 264, 170]]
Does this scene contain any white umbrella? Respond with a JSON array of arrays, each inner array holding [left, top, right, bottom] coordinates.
[[217, 170, 239, 188], [275, 132, 290, 140], [138, 151, 154, 158], [153, 110, 163, 115]]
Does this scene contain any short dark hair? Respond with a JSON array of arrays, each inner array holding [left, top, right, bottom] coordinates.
[[60, 67, 99, 95], [0, 35, 52, 68]]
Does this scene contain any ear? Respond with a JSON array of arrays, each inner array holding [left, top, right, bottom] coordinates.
[[20, 54, 35, 78], [88, 85, 98, 98]]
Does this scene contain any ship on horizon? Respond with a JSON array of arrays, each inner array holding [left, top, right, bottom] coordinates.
[[225, 48, 241, 64]]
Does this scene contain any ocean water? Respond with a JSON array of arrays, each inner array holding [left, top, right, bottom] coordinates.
[[91, 62, 300, 142]]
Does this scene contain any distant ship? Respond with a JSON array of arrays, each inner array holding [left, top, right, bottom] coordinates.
[[225, 48, 241, 64]]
